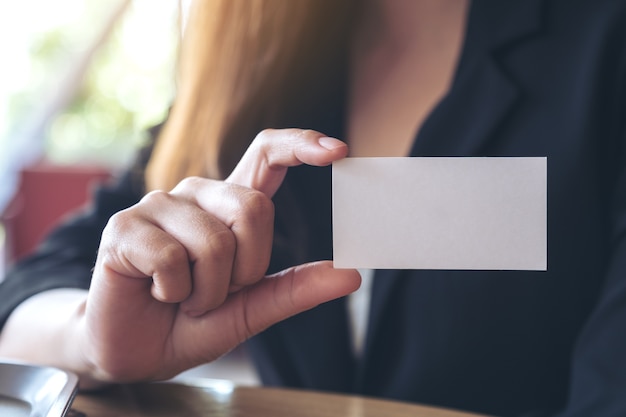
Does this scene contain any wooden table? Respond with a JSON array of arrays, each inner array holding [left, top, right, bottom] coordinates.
[[71, 378, 488, 417]]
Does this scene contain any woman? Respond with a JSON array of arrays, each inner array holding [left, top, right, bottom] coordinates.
[[1, 1, 626, 416]]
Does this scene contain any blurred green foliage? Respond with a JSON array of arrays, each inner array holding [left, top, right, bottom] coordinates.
[[1, 0, 179, 169]]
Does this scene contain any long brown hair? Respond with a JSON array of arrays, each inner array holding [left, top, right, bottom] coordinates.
[[145, 0, 357, 191]]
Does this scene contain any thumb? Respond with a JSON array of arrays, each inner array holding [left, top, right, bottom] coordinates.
[[212, 261, 361, 346]]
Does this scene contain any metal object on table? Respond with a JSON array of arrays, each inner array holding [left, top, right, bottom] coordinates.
[[0, 360, 79, 417]]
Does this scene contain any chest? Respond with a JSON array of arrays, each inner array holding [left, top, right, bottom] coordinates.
[[345, 6, 468, 157]]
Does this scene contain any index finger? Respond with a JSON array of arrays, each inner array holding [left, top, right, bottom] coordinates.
[[226, 128, 348, 197]]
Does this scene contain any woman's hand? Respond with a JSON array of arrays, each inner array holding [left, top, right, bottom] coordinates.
[[80, 129, 360, 384]]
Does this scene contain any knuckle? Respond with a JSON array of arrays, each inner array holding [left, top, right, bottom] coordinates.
[[238, 189, 274, 224], [204, 228, 237, 260], [251, 129, 275, 154], [104, 209, 135, 237], [254, 128, 275, 144], [174, 176, 205, 192], [292, 128, 320, 143], [141, 189, 173, 206], [233, 292, 255, 343], [299, 129, 317, 139], [156, 242, 188, 267]]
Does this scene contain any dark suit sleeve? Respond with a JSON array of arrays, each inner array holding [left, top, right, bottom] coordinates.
[[553, 169, 626, 416], [551, 50, 626, 417], [0, 167, 144, 330]]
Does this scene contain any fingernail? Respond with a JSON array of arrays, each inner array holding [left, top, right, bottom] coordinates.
[[318, 136, 345, 150]]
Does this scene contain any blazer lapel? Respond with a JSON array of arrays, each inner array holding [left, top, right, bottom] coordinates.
[[413, 57, 518, 157], [355, 0, 545, 388], [412, 0, 544, 158]]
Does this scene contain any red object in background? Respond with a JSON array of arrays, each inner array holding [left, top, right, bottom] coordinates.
[[1, 161, 112, 263]]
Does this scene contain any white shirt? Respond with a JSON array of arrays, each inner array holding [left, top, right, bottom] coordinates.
[[347, 269, 374, 358]]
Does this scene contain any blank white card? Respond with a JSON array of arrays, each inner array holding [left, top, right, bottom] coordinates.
[[332, 157, 547, 270]]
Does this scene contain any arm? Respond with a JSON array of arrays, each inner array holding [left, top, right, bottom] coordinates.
[[552, 165, 626, 416], [0, 129, 360, 389], [550, 38, 626, 416], [0, 289, 99, 387]]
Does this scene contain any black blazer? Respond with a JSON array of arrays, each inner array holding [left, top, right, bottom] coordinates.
[[250, 1, 626, 416], [1, 1, 625, 416]]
